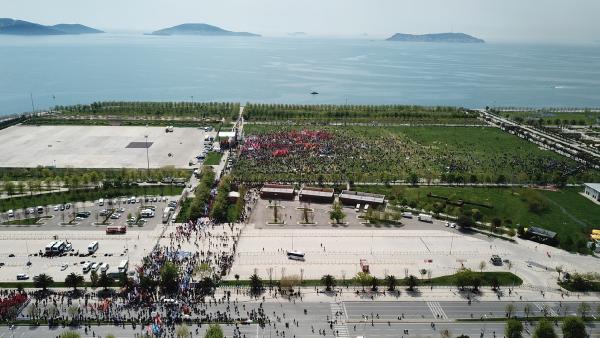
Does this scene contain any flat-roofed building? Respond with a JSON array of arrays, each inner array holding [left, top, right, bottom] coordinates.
[[260, 184, 295, 200], [584, 183, 600, 202], [299, 187, 335, 203], [338, 190, 385, 206], [525, 226, 558, 245]]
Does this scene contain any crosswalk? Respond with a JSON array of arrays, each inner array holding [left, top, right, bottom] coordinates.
[[426, 301, 448, 319], [535, 302, 558, 317], [330, 302, 349, 337]]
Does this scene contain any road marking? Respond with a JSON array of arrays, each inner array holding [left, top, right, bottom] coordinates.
[[342, 301, 349, 320], [426, 301, 448, 319], [330, 302, 349, 338]]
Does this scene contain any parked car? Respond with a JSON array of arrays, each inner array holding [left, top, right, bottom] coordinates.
[[16, 274, 29, 280], [60, 264, 68, 271]]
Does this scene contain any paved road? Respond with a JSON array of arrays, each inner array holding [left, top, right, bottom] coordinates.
[[2, 300, 599, 337]]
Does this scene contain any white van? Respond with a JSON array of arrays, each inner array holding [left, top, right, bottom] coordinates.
[[118, 259, 129, 273], [355, 204, 361, 212], [82, 262, 92, 273], [98, 199, 104, 206], [87, 241, 99, 254], [37, 206, 44, 214], [7, 210, 14, 218], [364, 204, 370, 212]]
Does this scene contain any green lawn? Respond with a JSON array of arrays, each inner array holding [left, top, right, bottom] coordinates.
[[203, 152, 223, 165], [1, 216, 51, 225], [357, 185, 598, 250], [235, 125, 598, 184], [0, 185, 183, 212], [502, 110, 599, 125]]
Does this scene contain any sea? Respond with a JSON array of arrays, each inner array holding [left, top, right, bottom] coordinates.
[[1, 34, 600, 116]]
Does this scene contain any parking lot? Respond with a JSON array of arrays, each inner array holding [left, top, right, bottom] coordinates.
[[0, 195, 180, 231]]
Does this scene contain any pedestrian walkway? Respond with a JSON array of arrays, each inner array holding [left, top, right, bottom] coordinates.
[[330, 302, 349, 337], [427, 301, 448, 320]]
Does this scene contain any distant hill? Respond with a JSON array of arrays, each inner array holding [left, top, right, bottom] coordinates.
[[386, 33, 484, 43], [51, 24, 103, 35], [0, 18, 103, 35], [151, 23, 260, 37]]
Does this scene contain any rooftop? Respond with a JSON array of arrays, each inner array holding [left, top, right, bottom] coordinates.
[[527, 226, 557, 239], [261, 184, 295, 195], [299, 187, 335, 198], [339, 190, 385, 204], [584, 183, 600, 191]]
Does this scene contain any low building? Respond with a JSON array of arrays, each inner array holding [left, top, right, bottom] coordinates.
[[299, 187, 335, 203], [525, 226, 558, 245], [338, 190, 385, 206], [260, 184, 295, 200], [583, 183, 600, 202]]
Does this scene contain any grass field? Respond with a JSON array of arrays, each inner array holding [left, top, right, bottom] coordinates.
[[356, 185, 598, 250], [234, 125, 598, 184], [203, 152, 223, 166], [1, 216, 51, 225], [0, 185, 183, 212]]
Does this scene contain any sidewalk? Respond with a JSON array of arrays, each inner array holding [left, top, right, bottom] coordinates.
[[212, 285, 600, 304]]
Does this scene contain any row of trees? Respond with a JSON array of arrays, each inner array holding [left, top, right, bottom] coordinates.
[[56, 101, 240, 121], [505, 317, 590, 338], [244, 103, 474, 122], [210, 175, 245, 223], [185, 167, 216, 221]]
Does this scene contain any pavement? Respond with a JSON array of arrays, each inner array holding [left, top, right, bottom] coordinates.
[[0, 125, 215, 169]]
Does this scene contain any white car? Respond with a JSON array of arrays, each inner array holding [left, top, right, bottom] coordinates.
[[445, 222, 450, 227], [450, 223, 457, 228], [54, 205, 60, 211]]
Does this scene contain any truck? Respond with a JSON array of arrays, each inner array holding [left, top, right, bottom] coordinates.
[[417, 214, 433, 223]]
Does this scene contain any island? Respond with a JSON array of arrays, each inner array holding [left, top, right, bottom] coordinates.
[[0, 18, 103, 35], [151, 23, 260, 37], [386, 32, 484, 43]]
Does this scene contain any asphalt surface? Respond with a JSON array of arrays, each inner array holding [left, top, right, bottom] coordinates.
[[1, 300, 599, 337]]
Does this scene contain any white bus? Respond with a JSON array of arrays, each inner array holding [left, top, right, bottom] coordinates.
[[162, 207, 172, 224], [87, 241, 99, 254], [287, 251, 305, 261], [51, 241, 66, 254], [45, 241, 57, 255], [118, 259, 129, 273]]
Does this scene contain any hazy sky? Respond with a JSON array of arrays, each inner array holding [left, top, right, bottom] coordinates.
[[2, 0, 600, 42]]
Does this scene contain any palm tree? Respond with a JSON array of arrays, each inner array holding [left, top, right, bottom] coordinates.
[[64, 273, 84, 293], [249, 273, 263, 296], [405, 275, 418, 292], [385, 275, 397, 292], [321, 274, 336, 292], [371, 277, 379, 291], [33, 273, 54, 293]]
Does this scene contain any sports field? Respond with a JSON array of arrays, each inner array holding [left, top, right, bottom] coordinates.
[[0, 125, 212, 169]]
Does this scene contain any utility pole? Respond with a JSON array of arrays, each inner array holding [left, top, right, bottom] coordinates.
[[30, 93, 35, 113], [145, 134, 150, 171]]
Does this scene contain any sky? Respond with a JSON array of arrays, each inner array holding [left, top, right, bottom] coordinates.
[[2, 0, 600, 42]]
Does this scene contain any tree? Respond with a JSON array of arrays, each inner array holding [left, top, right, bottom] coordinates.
[[562, 316, 589, 338], [321, 274, 336, 292], [160, 261, 180, 294], [64, 273, 84, 292], [33, 273, 54, 292], [532, 319, 558, 338], [329, 201, 346, 224], [98, 272, 114, 290], [405, 275, 418, 291], [249, 273, 263, 296], [204, 324, 224, 338], [479, 261, 487, 272], [196, 277, 216, 296], [505, 303, 515, 318], [354, 272, 372, 291], [457, 215, 474, 229], [371, 277, 379, 291], [385, 275, 397, 291], [176, 324, 191, 338], [505, 318, 523, 338], [577, 302, 591, 319], [3, 181, 15, 196], [90, 270, 99, 288], [523, 303, 532, 319]]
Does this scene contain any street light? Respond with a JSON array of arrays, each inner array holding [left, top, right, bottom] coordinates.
[[145, 134, 150, 172]]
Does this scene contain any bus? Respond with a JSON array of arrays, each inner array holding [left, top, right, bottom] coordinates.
[[118, 259, 129, 273], [88, 241, 99, 254], [286, 251, 305, 261], [106, 225, 127, 234], [51, 241, 66, 254], [162, 207, 172, 224], [45, 241, 57, 255]]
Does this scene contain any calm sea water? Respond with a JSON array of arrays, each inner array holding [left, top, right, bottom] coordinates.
[[1, 34, 600, 116]]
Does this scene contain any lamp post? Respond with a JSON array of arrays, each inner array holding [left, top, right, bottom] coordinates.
[[145, 134, 150, 172]]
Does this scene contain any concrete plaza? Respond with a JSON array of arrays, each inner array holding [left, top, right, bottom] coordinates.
[[0, 125, 214, 168]]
